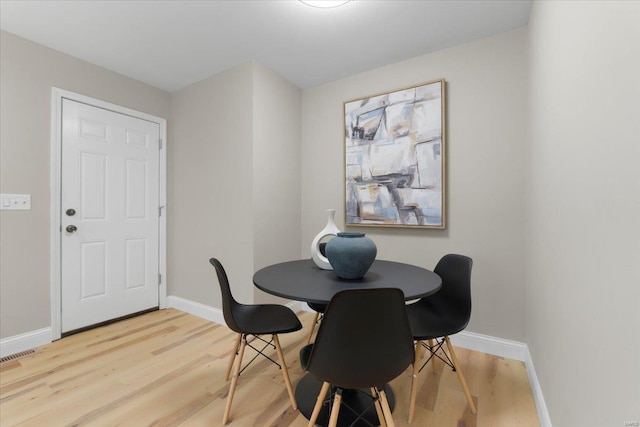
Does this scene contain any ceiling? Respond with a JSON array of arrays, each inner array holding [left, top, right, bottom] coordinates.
[[0, 0, 531, 92]]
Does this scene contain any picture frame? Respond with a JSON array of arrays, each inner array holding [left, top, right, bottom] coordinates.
[[343, 79, 446, 229]]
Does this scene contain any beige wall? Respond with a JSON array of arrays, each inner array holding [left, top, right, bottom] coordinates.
[[252, 63, 302, 304], [0, 31, 170, 339], [168, 63, 255, 306], [4, 8, 640, 423], [1, 31, 302, 336], [301, 28, 529, 341], [527, 2, 640, 425], [169, 61, 301, 307]]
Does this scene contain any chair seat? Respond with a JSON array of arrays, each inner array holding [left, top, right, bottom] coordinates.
[[234, 304, 302, 335], [406, 299, 468, 340], [308, 302, 327, 313]]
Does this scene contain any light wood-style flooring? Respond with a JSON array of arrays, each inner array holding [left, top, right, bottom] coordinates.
[[0, 309, 539, 426]]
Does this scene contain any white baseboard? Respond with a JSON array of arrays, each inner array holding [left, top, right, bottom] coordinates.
[[449, 330, 528, 361], [525, 347, 553, 427], [307, 303, 528, 360], [0, 327, 52, 358], [300, 302, 315, 312], [448, 331, 551, 426], [167, 295, 226, 325]]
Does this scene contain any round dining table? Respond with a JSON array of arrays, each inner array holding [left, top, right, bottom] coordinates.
[[253, 259, 442, 427]]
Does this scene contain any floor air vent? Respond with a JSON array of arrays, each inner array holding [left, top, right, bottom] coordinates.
[[0, 348, 37, 364]]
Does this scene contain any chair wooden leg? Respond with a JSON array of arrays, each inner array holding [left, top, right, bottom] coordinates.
[[408, 340, 425, 423], [371, 387, 387, 427], [429, 339, 437, 372], [377, 387, 396, 427], [445, 336, 477, 415], [226, 333, 242, 381], [223, 335, 246, 424], [273, 334, 297, 410], [328, 388, 342, 427], [306, 312, 320, 344], [308, 382, 331, 427]]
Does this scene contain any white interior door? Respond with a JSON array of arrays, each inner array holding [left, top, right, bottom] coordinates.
[[61, 99, 160, 333]]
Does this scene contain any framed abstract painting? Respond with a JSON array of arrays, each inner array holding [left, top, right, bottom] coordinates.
[[343, 79, 446, 229]]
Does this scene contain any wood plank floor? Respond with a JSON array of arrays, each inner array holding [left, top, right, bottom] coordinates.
[[0, 309, 540, 426]]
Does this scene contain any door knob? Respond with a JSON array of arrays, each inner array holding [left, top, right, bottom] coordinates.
[[66, 225, 77, 233], [66, 208, 76, 216]]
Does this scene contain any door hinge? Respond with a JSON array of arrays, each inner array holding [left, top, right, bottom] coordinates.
[[159, 138, 163, 149], [158, 273, 162, 285], [158, 206, 164, 217]]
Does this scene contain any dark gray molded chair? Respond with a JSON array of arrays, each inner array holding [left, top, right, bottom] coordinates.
[[209, 258, 302, 424], [406, 254, 477, 422], [300, 288, 414, 427]]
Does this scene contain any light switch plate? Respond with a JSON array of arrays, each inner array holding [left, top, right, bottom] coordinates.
[[0, 194, 31, 210]]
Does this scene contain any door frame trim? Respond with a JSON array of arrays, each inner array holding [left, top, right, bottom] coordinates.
[[50, 88, 167, 340]]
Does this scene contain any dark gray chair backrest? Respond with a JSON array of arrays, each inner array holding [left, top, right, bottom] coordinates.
[[306, 288, 414, 389]]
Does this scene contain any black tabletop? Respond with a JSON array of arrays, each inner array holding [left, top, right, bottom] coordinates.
[[253, 259, 441, 305]]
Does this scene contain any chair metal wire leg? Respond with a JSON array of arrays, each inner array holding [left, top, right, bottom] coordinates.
[[308, 382, 331, 427], [418, 338, 449, 372], [328, 388, 343, 427], [240, 335, 280, 373], [429, 339, 437, 372], [226, 333, 242, 381], [273, 334, 297, 410], [445, 336, 476, 414], [223, 335, 247, 424], [408, 340, 425, 423], [377, 387, 395, 427], [306, 312, 320, 344]]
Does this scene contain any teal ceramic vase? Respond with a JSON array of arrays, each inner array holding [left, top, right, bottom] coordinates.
[[325, 232, 377, 279]]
